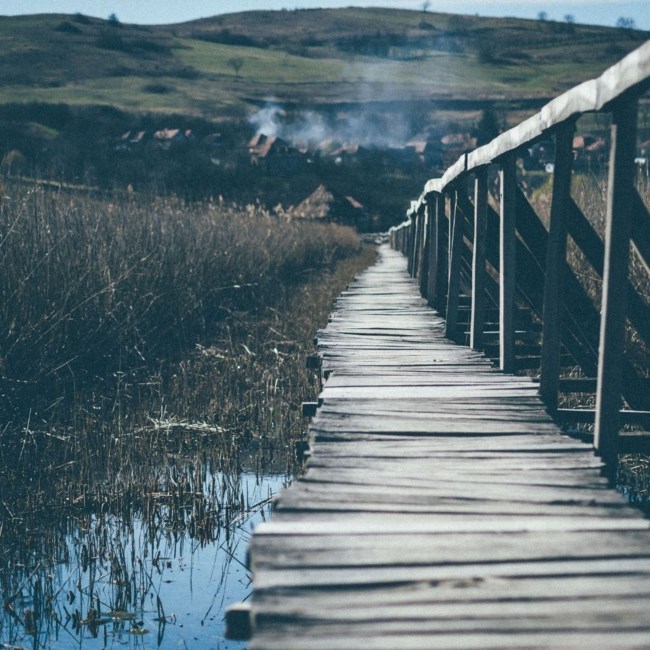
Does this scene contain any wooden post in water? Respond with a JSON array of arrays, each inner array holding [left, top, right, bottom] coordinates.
[[499, 152, 517, 372], [445, 188, 464, 341], [594, 97, 638, 462], [540, 121, 575, 411], [470, 167, 488, 350]]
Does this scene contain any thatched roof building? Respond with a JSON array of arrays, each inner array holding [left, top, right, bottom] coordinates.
[[291, 184, 369, 229]]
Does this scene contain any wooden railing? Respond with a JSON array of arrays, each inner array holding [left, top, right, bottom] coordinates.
[[390, 41, 650, 464]]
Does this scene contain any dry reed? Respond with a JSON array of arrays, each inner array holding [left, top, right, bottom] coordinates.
[[0, 177, 376, 647], [0, 176, 373, 539]]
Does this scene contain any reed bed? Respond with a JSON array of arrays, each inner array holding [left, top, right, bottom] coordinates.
[[0, 181, 359, 422], [0, 181, 371, 509], [0, 176, 370, 503], [0, 177, 376, 647]]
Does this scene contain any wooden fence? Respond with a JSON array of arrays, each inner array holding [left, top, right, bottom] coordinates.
[[390, 41, 650, 464]]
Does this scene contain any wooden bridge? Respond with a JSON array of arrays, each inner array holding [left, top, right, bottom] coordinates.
[[228, 42, 650, 648]]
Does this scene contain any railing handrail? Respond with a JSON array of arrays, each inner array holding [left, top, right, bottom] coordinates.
[[405, 40, 650, 215], [392, 40, 650, 466]]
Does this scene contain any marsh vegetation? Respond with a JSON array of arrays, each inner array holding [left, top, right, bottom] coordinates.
[[0, 179, 376, 647]]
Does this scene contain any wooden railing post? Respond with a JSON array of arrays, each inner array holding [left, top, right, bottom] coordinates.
[[594, 97, 639, 462], [445, 188, 464, 340], [411, 208, 421, 279], [499, 152, 517, 372], [406, 217, 415, 275], [470, 167, 488, 350], [540, 121, 575, 411], [415, 205, 426, 283], [435, 194, 449, 313], [425, 195, 438, 306], [419, 204, 430, 297]]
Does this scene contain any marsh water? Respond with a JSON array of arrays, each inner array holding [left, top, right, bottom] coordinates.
[[0, 466, 288, 649]]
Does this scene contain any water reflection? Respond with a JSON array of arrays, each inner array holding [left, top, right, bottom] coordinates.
[[0, 471, 286, 649]]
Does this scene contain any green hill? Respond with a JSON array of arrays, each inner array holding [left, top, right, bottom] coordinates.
[[0, 8, 646, 116], [0, 8, 647, 224]]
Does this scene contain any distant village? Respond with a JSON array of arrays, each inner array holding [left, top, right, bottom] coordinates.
[[114, 125, 650, 228]]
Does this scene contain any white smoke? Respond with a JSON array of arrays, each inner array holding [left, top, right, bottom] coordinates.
[[248, 102, 415, 149], [248, 105, 286, 137]]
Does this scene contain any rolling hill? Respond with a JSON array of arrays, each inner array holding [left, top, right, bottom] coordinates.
[[0, 8, 646, 117], [0, 8, 647, 224]]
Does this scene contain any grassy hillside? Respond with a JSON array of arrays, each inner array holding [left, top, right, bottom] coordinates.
[[0, 8, 646, 222], [0, 9, 646, 116]]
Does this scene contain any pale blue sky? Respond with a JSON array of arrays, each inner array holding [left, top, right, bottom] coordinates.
[[0, 0, 648, 29]]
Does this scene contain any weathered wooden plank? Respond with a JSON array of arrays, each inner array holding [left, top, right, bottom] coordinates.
[[253, 573, 650, 607], [251, 629, 650, 650], [316, 386, 542, 399], [253, 527, 650, 565], [250, 593, 650, 634], [252, 554, 650, 591], [246, 244, 650, 650], [272, 490, 633, 518]]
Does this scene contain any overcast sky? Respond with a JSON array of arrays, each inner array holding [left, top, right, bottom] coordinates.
[[0, 0, 648, 29]]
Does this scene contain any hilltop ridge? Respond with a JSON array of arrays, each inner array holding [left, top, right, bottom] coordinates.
[[0, 8, 647, 224], [0, 8, 646, 115]]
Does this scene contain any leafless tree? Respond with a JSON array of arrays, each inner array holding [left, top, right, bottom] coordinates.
[[616, 16, 636, 30], [228, 57, 245, 78]]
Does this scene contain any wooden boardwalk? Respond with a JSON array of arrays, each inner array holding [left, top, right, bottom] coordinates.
[[246, 245, 650, 649]]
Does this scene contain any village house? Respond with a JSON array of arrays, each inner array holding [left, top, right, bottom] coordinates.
[[247, 133, 304, 173], [115, 130, 148, 151], [440, 132, 477, 166], [115, 128, 195, 152], [200, 132, 224, 150], [405, 138, 444, 169], [154, 128, 195, 149], [523, 139, 555, 171], [323, 142, 376, 167], [572, 134, 608, 170], [290, 184, 371, 230]]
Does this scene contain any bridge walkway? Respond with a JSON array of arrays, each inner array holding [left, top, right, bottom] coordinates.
[[246, 244, 650, 649]]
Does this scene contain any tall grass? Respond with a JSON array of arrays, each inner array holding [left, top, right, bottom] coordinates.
[[0, 177, 374, 531], [0, 180, 359, 424], [0, 178, 376, 646]]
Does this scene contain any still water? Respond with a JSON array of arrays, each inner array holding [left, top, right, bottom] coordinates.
[[0, 472, 287, 650]]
